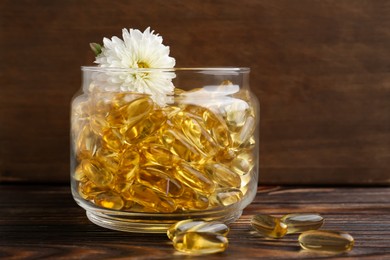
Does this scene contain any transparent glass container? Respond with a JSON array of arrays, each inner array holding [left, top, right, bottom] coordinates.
[[71, 67, 259, 233]]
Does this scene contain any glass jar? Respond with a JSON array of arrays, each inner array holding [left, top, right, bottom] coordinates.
[[71, 67, 259, 233]]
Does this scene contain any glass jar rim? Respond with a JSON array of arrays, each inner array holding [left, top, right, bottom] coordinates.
[[81, 66, 250, 73]]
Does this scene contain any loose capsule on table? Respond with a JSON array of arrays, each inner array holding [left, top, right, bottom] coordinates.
[[298, 230, 354, 253], [251, 214, 288, 238], [172, 232, 228, 255], [281, 213, 324, 234], [167, 219, 229, 240]]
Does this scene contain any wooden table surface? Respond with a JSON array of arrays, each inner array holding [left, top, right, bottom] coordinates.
[[1, 185, 389, 259]]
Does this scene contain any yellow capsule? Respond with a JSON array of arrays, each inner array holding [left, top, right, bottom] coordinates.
[[183, 105, 231, 148], [281, 213, 324, 234], [137, 167, 184, 198], [226, 102, 249, 131], [231, 116, 255, 147], [172, 112, 218, 155], [107, 97, 154, 129], [231, 151, 254, 175], [168, 220, 206, 240], [239, 182, 249, 196], [205, 163, 241, 188], [71, 97, 90, 134], [75, 124, 99, 159], [112, 175, 134, 193], [125, 109, 167, 143], [95, 148, 121, 174], [102, 128, 124, 151], [71, 96, 90, 120], [163, 105, 182, 119], [120, 149, 140, 168], [94, 191, 124, 210], [298, 230, 354, 252], [80, 159, 113, 187], [156, 196, 177, 213], [172, 232, 228, 255], [120, 96, 154, 124], [115, 152, 139, 182], [90, 92, 112, 115], [167, 220, 229, 241], [251, 214, 288, 239], [214, 148, 236, 164], [176, 189, 209, 211], [125, 184, 162, 210], [162, 129, 205, 162], [141, 144, 178, 167], [89, 114, 110, 136], [110, 93, 143, 109], [78, 181, 101, 200], [73, 164, 86, 182], [239, 172, 252, 188], [214, 188, 243, 206], [175, 163, 215, 195], [123, 200, 135, 210]]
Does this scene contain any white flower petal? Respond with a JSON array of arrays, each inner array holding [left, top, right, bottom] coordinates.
[[93, 28, 176, 106]]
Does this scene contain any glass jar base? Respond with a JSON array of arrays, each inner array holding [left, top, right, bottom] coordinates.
[[85, 208, 243, 233]]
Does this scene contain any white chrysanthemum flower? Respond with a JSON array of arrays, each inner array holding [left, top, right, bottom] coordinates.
[[93, 27, 176, 106]]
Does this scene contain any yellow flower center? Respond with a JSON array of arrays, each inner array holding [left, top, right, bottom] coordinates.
[[137, 62, 149, 68]]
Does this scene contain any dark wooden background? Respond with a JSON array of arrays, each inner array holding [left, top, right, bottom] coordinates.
[[1, 0, 390, 185]]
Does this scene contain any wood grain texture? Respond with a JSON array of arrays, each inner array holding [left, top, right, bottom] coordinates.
[[1, 0, 390, 184], [0, 185, 389, 259]]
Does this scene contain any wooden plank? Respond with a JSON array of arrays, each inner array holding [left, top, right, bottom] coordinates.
[[0, 185, 389, 259], [1, 0, 390, 184]]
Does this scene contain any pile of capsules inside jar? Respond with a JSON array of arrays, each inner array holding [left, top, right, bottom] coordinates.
[[166, 213, 354, 255], [71, 82, 257, 213]]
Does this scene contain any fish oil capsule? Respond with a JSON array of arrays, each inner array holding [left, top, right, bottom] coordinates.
[[281, 213, 324, 234], [183, 105, 231, 148], [298, 230, 354, 252], [214, 188, 243, 206], [80, 159, 113, 187], [141, 144, 178, 167], [176, 188, 209, 211], [231, 151, 254, 175], [156, 196, 177, 213], [111, 93, 145, 110], [251, 214, 288, 238], [205, 163, 241, 188], [112, 176, 133, 193], [124, 184, 162, 210], [162, 129, 204, 162], [168, 220, 206, 240], [102, 128, 124, 151], [71, 97, 90, 133], [107, 97, 153, 129], [89, 114, 109, 136], [74, 164, 86, 182], [94, 191, 124, 210], [76, 125, 99, 159], [226, 100, 250, 130], [231, 116, 256, 147], [167, 219, 229, 240], [90, 91, 113, 115], [172, 232, 228, 255], [95, 149, 121, 174], [120, 149, 140, 169], [175, 163, 215, 195], [174, 112, 218, 155], [137, 167, 184, 197], [78, 181, 101, 200], [139, 109, 167, 136]]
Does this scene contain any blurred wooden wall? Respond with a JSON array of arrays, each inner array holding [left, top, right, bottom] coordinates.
[[1, 0, 390, 185]]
